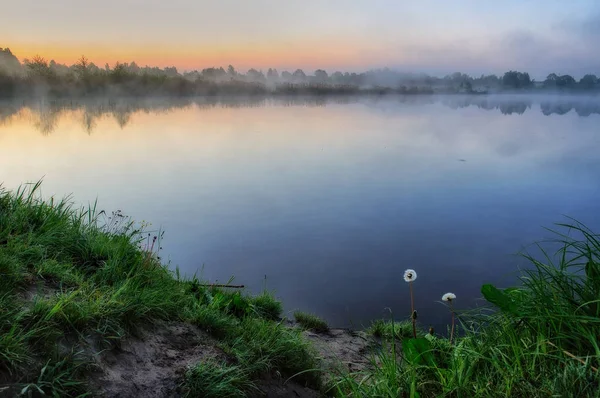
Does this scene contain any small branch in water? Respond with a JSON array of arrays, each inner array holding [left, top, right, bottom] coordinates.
[[200, 283, 245, 289]]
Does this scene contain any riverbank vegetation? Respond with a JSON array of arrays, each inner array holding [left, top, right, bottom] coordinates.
[[1, 47, 599, 99], [293, 311, 329, 333], [0, 182, 319, 396], [1, 182, 599, 396], [335, 221, 600, 397]]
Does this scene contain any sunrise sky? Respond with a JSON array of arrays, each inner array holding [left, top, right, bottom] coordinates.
[[2, 0, 599, 77]]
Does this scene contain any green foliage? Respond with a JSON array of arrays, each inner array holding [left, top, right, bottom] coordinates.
[[7, 179, 600, 397], [183, 360, 256, 398], [193, 287, 282, 321], [228, 317, 321, 387], [334, 221, 600, 397], [481, 284, 522, 315], [186, 303, 239, 338], [0, 182, 318, 395], [502, 70, 532, 89], [402, 338, 435, 367], [34, 259, 84, 287], [3, 48, 600, 99], [0, 305, 33, 375], [330, 342, 407, 397], [369, 319, 416, 340], [294, 311, 329, 333], [18, 353, 92, 398], [250, 292, 283, 320]]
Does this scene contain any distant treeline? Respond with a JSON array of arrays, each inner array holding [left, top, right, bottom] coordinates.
[[1, 47, 599, 98]]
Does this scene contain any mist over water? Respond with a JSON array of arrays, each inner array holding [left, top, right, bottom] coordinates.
[[1, 95, 599, 329]]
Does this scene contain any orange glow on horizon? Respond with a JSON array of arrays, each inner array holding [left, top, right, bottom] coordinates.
[[8, 39, 387, 72]]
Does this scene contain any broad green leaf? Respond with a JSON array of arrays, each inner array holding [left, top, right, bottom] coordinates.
[[481, 284, 520, 315], [402, 337, 436, 367]]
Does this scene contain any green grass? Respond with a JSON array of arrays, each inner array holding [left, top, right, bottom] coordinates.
[[0, 182, 319, 396], [228, 317, 321, 386], [368, 319, 416, 340], [183, 360, 257, 398], [294, 311, 329, 333], [250, 292, 283, 320], [332, 220, 600, 397], [5, 181, 600, 397]]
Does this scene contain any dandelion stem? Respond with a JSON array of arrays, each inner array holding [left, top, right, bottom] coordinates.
[[409, 281, 416, 338], [450, 302, 455, 345]]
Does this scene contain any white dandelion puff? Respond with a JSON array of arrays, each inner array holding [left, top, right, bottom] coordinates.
[[403, 269, 417, 282], [442, 293, 456, 302]]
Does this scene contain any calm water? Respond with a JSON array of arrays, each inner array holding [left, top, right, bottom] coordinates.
[[1, 95, 599, 329]]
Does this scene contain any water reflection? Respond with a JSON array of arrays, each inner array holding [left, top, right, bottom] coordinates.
[[1, 95, 599, 135], [441, 97, 533, 114], [1, 95, 599, 329], [540, 101, 600, 117]]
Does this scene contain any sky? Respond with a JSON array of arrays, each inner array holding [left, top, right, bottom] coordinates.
[[2, 0, 599, 78]]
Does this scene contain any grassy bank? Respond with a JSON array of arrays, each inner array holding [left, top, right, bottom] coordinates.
[[0, 182, 320, 396], [1, 183, 599, 397]]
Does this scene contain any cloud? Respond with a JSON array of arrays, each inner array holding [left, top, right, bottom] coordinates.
[[581, 13, 600, 37], [477, 25, 600, 78], [558, 12, 600, 40]]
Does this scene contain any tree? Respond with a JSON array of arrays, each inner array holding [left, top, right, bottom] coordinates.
[[25, 55, 53, 78], [579, 74, 598, 89], [545, 73, 576, 88], [74, 55, 89, 78], [348, 72, 364, 86], [281, 71, 292, 81], [87, 62, 100, 73], [447, 72, 471, 84], [314, 69, 328, 82], [164, 66, 178, 77], [331, 71, 344, 84], [110, 62, 128, 83], [128, 61, 140, 74], [473, 74, 500, 89], [459, 80, 473, 92], [202, 67, 227, 80], [267, 68, 279, 80], [0, 47, 22, 74], [246, 68, 265, 82], [227, 65, 237, 77], [556, 74, 575, 87], [502, 71, 532, 89], [292, 69, 306, 82]]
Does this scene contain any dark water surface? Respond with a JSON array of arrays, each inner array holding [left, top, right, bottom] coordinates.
[[1, 95, 599, 329]]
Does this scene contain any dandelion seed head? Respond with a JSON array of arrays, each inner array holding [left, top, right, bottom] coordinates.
[[403, 269, 417, 282], [442, 293, 456, 302]]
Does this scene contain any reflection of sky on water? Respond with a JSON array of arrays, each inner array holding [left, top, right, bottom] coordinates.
[[1, 96, 599, 328]]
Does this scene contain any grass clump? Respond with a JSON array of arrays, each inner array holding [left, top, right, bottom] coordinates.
[[186, 303, 239, 339], [33, 259, 85, 287], [228, 317, 321, 387], [18, 353, 92, 398], [250, 292, 283, 320], [294, 311, 329, 333], [368, 319, 415, 340], [183, 360, 257, 398]]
